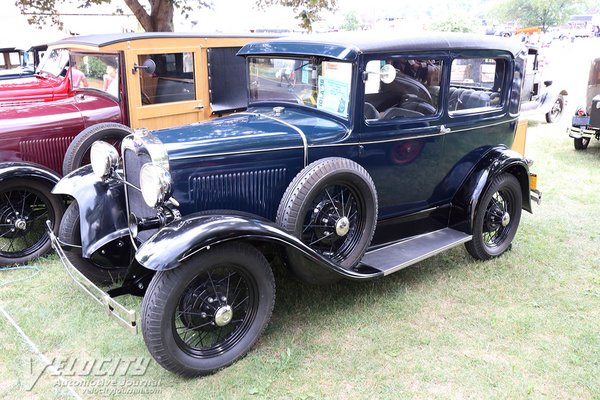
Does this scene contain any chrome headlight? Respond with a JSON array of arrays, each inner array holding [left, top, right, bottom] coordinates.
[[90, 141, 119, 179], [140, 163, 172, 208]]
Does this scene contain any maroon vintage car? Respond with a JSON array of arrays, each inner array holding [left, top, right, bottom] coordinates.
[[0, 48, 72, 105], [0, 32, 271, 265]]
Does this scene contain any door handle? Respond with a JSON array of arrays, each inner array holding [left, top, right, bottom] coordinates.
[[440, 125, 451, 134]]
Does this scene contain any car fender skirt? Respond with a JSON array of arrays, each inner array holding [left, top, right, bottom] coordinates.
[[135, 213, 384, 280], [0, 162, 60, 186], [52, 165, 129, 257], [450, 147, 532, 233]]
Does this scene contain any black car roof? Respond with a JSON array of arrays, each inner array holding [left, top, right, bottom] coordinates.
[[48, 32, 274, 48], [238, 31, 525, 61]]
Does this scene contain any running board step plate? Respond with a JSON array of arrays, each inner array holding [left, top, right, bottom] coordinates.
[[361, 228, 472, 276]]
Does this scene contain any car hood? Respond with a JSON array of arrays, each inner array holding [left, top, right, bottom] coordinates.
[[156, 106, 350, 161], [0, 74, 63, 100]]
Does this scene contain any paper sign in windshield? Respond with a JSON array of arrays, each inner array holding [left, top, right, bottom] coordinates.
[[317, 76, 350, 118]]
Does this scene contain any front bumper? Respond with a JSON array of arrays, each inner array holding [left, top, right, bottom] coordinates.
[[46, 221, 138, 334]]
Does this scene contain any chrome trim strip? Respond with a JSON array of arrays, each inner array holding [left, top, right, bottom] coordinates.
[[238, 112, 309, 167], [168, 116, 518, 160]]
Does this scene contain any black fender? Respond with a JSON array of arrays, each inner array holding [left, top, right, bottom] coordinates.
[[52, 165, 129, 258], [449, 146, 532, 234], [0, 162, 60, 186], [135, 212, 383, 280]]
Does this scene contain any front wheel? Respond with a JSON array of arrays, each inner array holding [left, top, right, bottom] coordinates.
[[465, 174, 522, 260], [574, 137, 591, 150], [545, 96, 564, 123], [141, 243, 275, 377], [0, 179, 64, 265]]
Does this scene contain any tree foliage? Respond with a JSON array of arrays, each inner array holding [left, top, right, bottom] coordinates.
[[255, 0, 336, 32], [430, 13, 475, 33], [340, 11, 359, 31], [15, 0, 211, 32], [489, 0, 587, 32]]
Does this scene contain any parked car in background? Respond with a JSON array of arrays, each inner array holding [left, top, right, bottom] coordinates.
[[50, 32, 540, 377], [568, 56, 600, 150], [0, 44, 47, 80], [0, 32, 272, 266], [520, 46, 568, 123]]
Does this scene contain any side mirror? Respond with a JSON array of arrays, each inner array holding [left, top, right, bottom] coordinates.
[[132, 58, 156, 75], [543, 80, 553, 87]]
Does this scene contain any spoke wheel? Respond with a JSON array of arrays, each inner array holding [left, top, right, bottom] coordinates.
[[0, 180, 63, 265], [142, 243, 275, 376], [466, 174, 522, 260], [277, 158, 378, 283], [545, 96, 564, 123], [574, 137, 590, 150]]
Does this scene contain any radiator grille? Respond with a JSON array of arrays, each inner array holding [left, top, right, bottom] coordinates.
[[20, 136, 75, 174], [123, 149, 156, 242], [191, 168, 287, 220]]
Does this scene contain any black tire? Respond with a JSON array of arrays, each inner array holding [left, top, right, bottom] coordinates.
[[545, 96, 564, 123], [58, 202, 129, 284], [465, 174, 522, 260], [574, 137, 590, 150], [141, 242, 275, 377], [276, 157, 378, 270], [0, 179, 64, 265], [62, 122, 133, 175]]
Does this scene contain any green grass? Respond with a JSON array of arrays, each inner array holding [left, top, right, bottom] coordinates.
[[1, 117, 599, 399]]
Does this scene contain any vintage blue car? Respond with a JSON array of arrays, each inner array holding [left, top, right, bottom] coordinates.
[[49, 32, 540, 376]]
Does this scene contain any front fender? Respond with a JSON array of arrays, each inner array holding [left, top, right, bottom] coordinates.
[[135, 213, 383, 280], [52, 165, 128, 257], [450, 147, 531, 234], [0, 162, 60, 186]]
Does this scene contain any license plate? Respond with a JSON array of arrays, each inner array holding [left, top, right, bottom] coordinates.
[[572, 116, 590, 126]]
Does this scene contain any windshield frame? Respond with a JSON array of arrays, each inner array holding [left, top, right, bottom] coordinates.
[[247, 55, 355, 121], [36, 48, 69, 77]]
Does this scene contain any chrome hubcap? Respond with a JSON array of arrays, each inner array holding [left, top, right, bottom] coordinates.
[[214, 305, 233, 327], [335, 216, 350, 237], [501, 212, 510, 227], [14, 218, 27, 231]]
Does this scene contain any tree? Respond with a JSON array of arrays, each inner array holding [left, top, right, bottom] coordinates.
[[489, 0, 587, 32], [254, 0, 336, 32], [15, 0, 210, 32], [430, 13, 475, 33], [340, 11, 359, 31]]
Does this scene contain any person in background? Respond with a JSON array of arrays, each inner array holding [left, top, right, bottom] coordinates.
[[71, 61, 88, 89], [103, 64, 118, 97]]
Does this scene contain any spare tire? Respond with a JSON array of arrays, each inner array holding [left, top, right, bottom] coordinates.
[[62, 122, 133, 175], [276, 157, 378, 273]]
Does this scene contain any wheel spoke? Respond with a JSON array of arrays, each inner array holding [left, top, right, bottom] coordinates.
[[325, 188, 341, 218]]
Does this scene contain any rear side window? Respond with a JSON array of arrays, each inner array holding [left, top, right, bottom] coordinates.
[[363, 57, 442, 123], [449, 57, 506, 113], [138, 52, 195, 105]]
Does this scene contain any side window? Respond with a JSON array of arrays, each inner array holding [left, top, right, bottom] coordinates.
[[449, 57, 505, 113], [69, 53, 120, 97], [138, 52, 195, 105], [363, 57, 442, 123]]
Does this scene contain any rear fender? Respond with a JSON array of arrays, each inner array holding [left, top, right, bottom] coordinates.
[[450, 147, 531, 234], [135, 212, 382, 280], [52, 165, 129, 258]]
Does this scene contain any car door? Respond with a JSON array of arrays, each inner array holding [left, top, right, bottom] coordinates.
[[358, 54, 448, 221], [124, 46, 206, 130]]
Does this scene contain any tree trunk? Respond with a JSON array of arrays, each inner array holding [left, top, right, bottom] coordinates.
[[122, 0, 174, 32]]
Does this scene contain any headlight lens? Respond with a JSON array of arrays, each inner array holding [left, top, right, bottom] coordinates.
[[140, 163, 172, 208], [90, 141, 119, 179]]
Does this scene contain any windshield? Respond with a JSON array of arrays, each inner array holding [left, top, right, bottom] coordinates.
[[37, 49, 69, 77], [248, 57, 353, 119]]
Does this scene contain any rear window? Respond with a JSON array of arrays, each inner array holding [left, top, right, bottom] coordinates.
[[449, 57, 506, 113]]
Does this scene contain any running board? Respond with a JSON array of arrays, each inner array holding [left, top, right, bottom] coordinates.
[[360, 228, 472, 276]]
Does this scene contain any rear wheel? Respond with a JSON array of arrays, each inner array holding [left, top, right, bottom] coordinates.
[[574, 137, 590, 150], [141, 243, 275, 376], [545, 96, 564, 123], [0, 179, 63, 266], [465, 174, 522, 260], [58, 202, 129, 284]]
